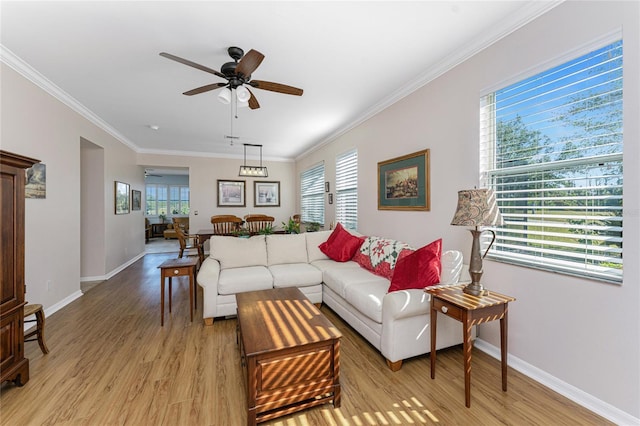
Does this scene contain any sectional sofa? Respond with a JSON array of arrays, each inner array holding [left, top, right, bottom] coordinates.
[[196, 229, 473, 370]]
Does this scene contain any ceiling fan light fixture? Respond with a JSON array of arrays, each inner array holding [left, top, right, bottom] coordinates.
[[218, 88, 231, 104], [235, 86, 251, 102]]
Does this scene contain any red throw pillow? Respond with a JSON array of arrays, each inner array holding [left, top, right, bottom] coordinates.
[[319, 223, 365, 262], [388, 239, 442, 292]]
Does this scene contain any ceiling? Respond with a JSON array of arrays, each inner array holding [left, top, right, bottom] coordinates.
[[1, 1, 559, 161]]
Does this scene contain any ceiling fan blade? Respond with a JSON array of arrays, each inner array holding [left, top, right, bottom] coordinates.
[[160, 52, 227, 80], [183, 83, 227, 96], [249, 80, 303, 96], [246, 88, 260, 110], [235, 49, 265, 78]]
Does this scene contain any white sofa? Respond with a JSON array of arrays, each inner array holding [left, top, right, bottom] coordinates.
[[196, 231, 473, 371]]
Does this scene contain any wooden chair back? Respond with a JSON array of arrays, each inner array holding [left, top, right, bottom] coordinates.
[[173, 224, 198, 258], [211, 215, 243, 235], [244, 215, 275, 234]]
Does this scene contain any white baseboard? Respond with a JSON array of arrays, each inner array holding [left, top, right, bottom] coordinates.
[[80, 252, 145, 282], [24, 290, 83, 331], [474, 339, 640, 426]]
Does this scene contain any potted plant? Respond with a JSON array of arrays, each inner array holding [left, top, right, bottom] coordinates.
[[305, 222, 321, 232], [233, 226, 251, 238], [258, 224, 274, 235], [158, 212, 167, 223], [282, 217, 301, 234]]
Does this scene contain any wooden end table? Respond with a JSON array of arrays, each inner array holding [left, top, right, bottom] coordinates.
[[158, 257, 199, 326], [426, 285, 515, 407]]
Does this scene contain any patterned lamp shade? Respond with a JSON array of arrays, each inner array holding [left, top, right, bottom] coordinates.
[[451, 189, 504, 227]]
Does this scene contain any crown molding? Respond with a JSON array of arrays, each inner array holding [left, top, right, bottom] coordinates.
[[296, 1, 563, 161], [1, 44, 140, 152]]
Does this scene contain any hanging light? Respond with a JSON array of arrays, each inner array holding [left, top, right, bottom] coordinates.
[[218, 88, 232, 104], [236, 86, 251, 102], [239, 143, 268, 177]]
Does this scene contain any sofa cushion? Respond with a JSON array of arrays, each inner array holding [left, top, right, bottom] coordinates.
[[267, 234, 308, 265], [319, 223, 365, 262], [353, 236, 413, 280], [269, 263, 323, 288], [305, 230, 332, 262], [440, 250, 464, 284], [344, 280, 389, 323], [210, 235, 267, 269], [388, 239, 442, 292], [218, 266, 273, 295], [324, 266, 387, 299]]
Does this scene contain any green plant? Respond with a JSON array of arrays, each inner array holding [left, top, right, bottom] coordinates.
[[281, 218, 300, 234], [232, 226, 251, 238], [258, 224, 274, 235], [158, 213, 166, 223], [305, 222, 321, 232]]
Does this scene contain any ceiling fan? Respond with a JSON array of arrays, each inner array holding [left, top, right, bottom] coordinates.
[[160, 47, 303, 110]]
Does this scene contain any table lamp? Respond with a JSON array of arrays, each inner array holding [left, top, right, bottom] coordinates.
[[450, 189, 504, 296]]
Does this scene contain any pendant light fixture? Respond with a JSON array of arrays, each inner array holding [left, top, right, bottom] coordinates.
[[239, 143, 268, 177]]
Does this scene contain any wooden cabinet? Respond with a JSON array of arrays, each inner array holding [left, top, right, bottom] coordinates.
[[1, 150, 39, 386]]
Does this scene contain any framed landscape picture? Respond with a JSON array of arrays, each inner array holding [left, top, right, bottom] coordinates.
[[115, 181, 130, 214], [218, 179, 246, 207], [131, 189, 142, 211], [378, 149, 430, 211], [254, 181, 280, 207]]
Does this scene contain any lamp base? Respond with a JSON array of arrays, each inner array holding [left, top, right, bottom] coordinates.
[[462, 282, 487, 297]]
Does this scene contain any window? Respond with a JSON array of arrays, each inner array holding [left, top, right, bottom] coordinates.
[[479, 40, 623, 283], [300, 162, 325, 225], [335, 149, 358, 230], [146, 184, 189, 216]]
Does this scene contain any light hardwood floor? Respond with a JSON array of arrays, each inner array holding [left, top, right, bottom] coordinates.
[[1, 253, 611, 425]]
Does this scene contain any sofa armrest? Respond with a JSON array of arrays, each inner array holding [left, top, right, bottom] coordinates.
[[382, 289, 430, 322], [197, 257, 221, 320]]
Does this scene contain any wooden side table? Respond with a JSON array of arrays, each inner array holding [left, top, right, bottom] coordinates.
[[426, 285, 515, 407], [158, 257, 199, 326]]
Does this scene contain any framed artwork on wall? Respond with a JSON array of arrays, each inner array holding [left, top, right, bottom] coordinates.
[[218, 179, 246, 207], [377, 149, 430, 211], [131, 189, 142, 211], [254, 181, 280, 207], [25, 163, 46, 199], [115, 181, 130, 214]]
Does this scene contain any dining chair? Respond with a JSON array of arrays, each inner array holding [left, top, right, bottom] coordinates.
[[211, 215, 243, 236], [173, 222, 200, 259], [244, 215, 275, 234]]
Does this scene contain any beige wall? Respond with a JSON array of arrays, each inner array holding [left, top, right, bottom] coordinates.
[[296, 1, 639, 421], [137, 153, 296, 235]]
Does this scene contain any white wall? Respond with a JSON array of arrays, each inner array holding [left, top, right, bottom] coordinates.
[[1, 63, 144, 308], [296, 1, 639, 422], [137, 153, 296, 236]]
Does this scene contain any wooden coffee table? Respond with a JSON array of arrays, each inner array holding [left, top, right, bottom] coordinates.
[[236, 288, 342, 425]]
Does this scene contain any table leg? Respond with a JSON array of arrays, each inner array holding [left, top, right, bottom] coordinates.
[[430, 302, 437, 379], [463, 314, 473, 408], [160, 275, 165, 326], [189, 268, 194, 322], [501, 307, 509, 391], [168, 277, 172, 313]]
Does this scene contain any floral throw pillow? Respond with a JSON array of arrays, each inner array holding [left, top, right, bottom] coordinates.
[[353, 236, 413, 280]]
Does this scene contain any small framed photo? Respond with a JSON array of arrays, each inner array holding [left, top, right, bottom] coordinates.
[[328, 193, 334, 204], [115, 181, 130, 214], [218, 180, 246, 207], [325, 182, 330, 192], [131, 189, 142, 211], [254, 181, 280, 207], [378, 149, 430, 211]]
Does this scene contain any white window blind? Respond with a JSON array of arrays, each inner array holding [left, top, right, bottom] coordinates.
[[480, 40, 623, 283], [300, 162, 325, 225], [335, 149, 358, 230]]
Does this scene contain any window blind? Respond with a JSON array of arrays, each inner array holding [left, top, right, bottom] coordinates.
[[335, 149, 358, 230], [300, 162, 325, 225], [479, 40, 623, 283]]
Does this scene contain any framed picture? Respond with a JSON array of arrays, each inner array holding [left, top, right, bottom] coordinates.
[[328, 193, 334, 204], [325, 182, 330, 192], [217, 179, 246, 207], [131, 189, 142, 211], [115, 181, 130, 214], [254, 181, 280, 207], [25, 163, 46, 199], [378, 149, 430, 211]]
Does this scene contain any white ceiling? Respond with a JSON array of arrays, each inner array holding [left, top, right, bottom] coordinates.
[[1, 1, 559, 161]]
